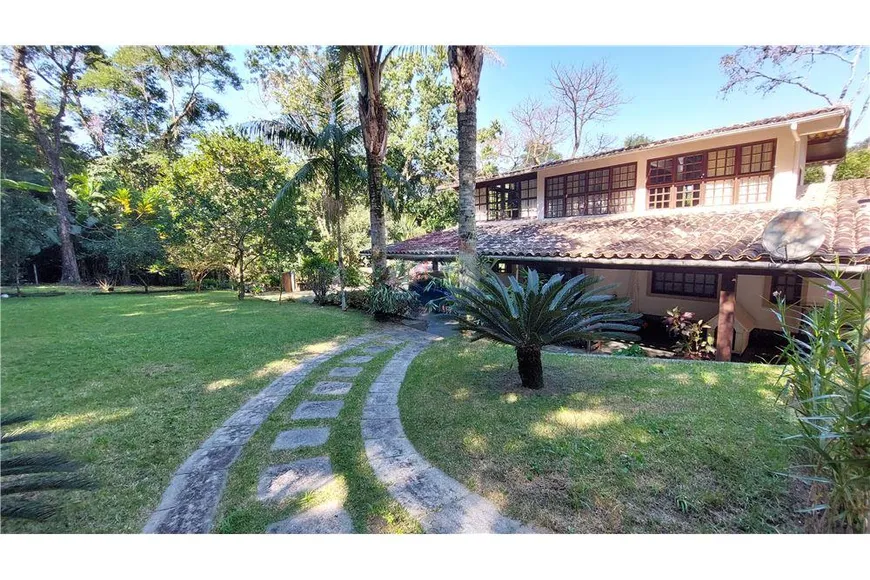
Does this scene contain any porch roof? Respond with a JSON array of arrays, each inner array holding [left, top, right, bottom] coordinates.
[[382, 178, 870, 270]]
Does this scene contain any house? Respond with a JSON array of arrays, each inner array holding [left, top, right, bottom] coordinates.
[[382, 106, 870, 360]]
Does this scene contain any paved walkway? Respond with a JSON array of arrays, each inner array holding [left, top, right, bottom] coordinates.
[[143, 332, 378, 533], [144, 326, 536, 534], [361, 331, 537, 533]]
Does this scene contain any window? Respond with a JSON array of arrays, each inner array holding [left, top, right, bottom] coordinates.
[[770, 274, 802, 304], [651, 271, 718, 298], [475, 177, 537, 221], [646, 139, 775, 209], [545, 162, 636, 218]]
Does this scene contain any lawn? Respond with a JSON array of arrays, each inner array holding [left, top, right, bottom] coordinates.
[[400, 338, 804, 533], [0, 290, 373, 533]]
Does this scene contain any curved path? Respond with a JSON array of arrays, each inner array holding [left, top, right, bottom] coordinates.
[[143, 332, 381, 533], [144, 326, 536, 533], [361, 330, 538, 533]]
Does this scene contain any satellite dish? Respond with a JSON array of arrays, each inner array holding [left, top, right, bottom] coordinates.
[[762, 211, 825, 261]]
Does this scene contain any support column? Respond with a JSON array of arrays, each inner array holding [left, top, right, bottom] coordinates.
[[432, 259, 439, 272], [716, 273, 737, 362]]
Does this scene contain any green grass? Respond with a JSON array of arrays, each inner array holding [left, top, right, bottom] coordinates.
[[0, 290, 373, 533], [400, 338, 803, 533], [214, 340, 420, 534]]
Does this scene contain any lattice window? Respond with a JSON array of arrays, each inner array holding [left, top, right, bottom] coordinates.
[[567, 195, 586, 216], [676, 153, 705, 182], [651, 271, 718, 298], [648, 186, 671, 210], [740, 141, 774, 174], [648, 158, 674, 185], [675, 183, 701, 207], [520, 178, 538, 219], [770, 274, 802, 305], [737, 175, 771, 204], [609, 189, 635, 214], [587, 192, 609, 215], [707, 147, 736, 177], [704, 179, 734, 206], [587, 168, 610, 192], [611, 164, 636, 190]]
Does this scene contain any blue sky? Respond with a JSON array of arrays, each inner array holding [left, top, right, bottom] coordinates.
[[217, 45, 868, 156]]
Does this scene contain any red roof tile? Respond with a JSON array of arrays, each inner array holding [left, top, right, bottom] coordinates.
[[384, 178, 870, 265]]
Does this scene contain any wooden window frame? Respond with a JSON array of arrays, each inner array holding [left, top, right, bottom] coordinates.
[[544, 162, 637, 218], [475, 176, 538, 222], [649, 269, 720, 299], [645, 139, 776, 210]]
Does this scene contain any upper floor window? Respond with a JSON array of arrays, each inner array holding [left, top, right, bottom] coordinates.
[[545, 162, 637, 218], [646, 140, 776, 210], [475, 176, 537, 222]]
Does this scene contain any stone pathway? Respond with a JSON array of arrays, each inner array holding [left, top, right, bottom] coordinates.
[[145, 326, 537, 534], [361, 332, 539, 534], [143, 332, 378, 533]]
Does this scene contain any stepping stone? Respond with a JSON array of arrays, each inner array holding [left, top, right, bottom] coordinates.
[[342, 355, 373, 364], [176, 444, 242, 475], [420, 493, 523, 534], [362, 345, 388, 355], [266, 500, 354, 534], [291, 400, 344, 420], [329, 366, 362, 378], [312, 381, 352, 396], [271, 427, 330, 451], [202, 424, 259, 448], [362, 404, 400, 420], [387, 467, 469, 519], [257, 457, 335, 503]]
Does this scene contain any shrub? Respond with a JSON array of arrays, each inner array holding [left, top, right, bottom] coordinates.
[[774, 271, 870, 532], [612, 343, 647, 357], [0, 412, 92, 521], [443, 267, 640, 389], [324, 289, 369, 311], [367, 284, 420, 320], [300, 255, 338, 305], [343, 264, 364, 289], [663, 306, 715, 358]]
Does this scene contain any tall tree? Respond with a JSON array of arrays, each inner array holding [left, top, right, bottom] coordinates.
[[549, 60, 627, 158], [10, 46, 96, 283], [78, 46, 242, 153], [245, 69, 365, 310], [448, 46, 484, 275], [339, 46, 395, 284], [720, 46, 870, 130], [164, 130, 307, 300]]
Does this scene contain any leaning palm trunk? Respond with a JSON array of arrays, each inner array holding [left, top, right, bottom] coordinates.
[[448, 46, 484, 280], [443, 268, 640, 389]]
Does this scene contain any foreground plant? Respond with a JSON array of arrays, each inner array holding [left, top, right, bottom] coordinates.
[[664, 306, 715, 359], [774, 271, 870, 532], [1, 412, 91, 521], [443, 268, 640, 389]]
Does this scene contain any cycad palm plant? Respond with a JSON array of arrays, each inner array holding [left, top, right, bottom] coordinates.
[[245, 68, 365, 310], [444, 268, 641, 389]]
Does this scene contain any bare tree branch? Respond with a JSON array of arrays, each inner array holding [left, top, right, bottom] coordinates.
[[549, 60, 627, 157], [510, 96, 566, 166]]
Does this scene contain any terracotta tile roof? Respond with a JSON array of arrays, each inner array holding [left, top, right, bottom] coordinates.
[[476, 106, 849, 185], [384, 178, 870, 265]]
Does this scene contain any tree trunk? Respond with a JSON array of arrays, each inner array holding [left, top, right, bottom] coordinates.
[[456, 104, 478, 273], [448, 46, 484, 282], [516, 345, 544, 390], [336, 215, 347, 311], [236, 250, 245, 300], [365, 153, 388, 284], [51, 172, 81, 284], [12, 46, 81, 285]]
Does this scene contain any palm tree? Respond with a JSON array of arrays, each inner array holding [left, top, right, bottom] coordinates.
[[443, 268, 640, 389], [448, 46, 485, 278], [245, 72, 364, 310], [334, 46, 396, 284]]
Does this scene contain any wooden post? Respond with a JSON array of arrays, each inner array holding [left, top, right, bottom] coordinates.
[[716, 273, 737, 361], [432, 260, 439, 272]]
